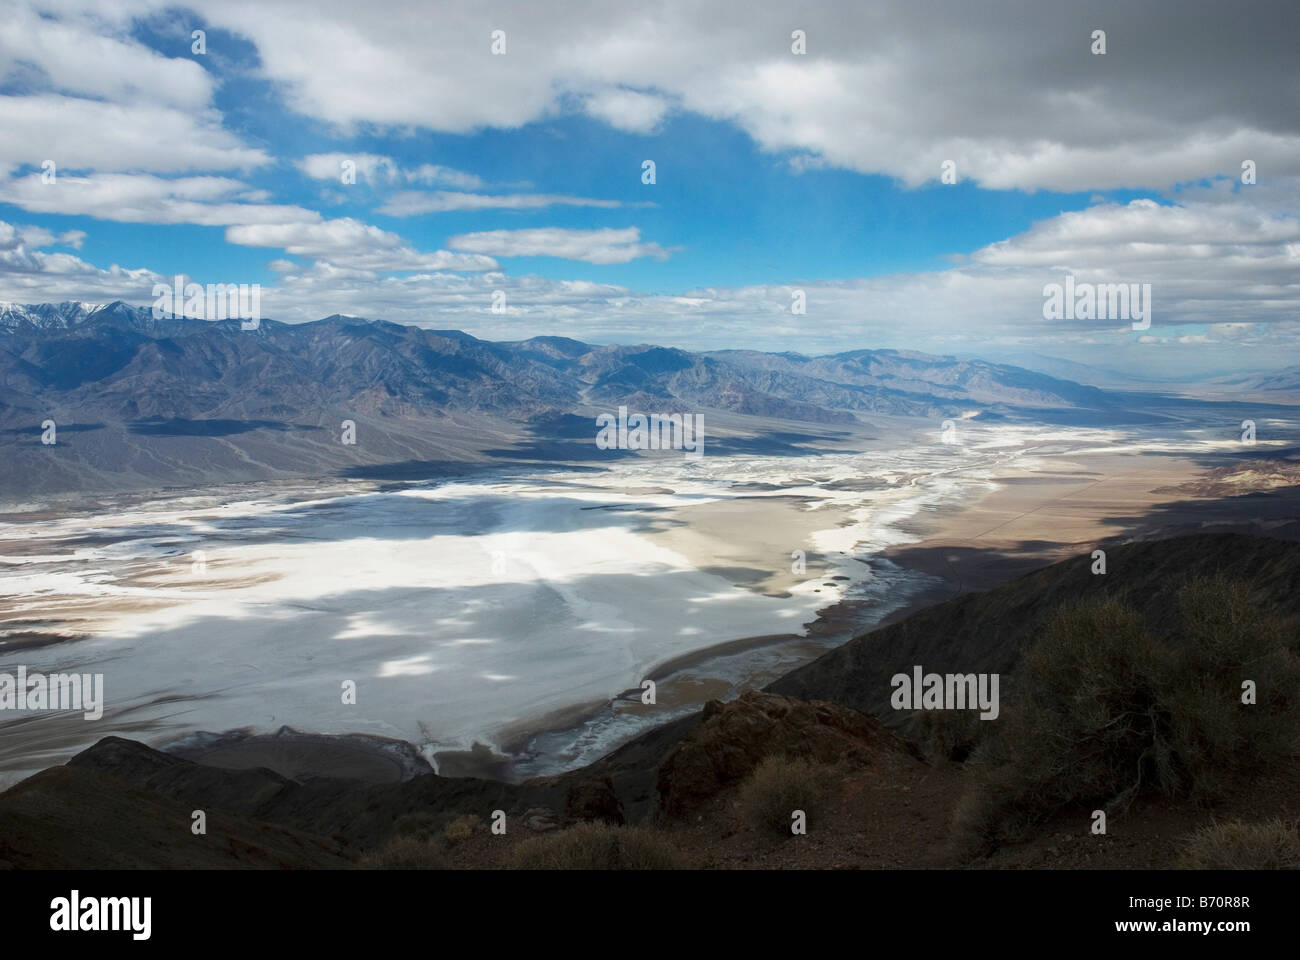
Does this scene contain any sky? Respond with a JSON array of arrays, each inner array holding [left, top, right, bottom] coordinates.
[[0, 0, 1298, 379]]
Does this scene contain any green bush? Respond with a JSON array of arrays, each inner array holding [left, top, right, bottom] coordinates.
[[737, 755, 836, 836], [955, 579, 1300, 855], [1176, 819, 1300, 869], [1163, 577, 1300, 796], [507, 823, 681, 870]]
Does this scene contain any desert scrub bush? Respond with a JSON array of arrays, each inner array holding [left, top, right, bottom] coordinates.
[[1176, 819, 1300, 870], [737, 755, 836, 836], [955, 581, 1300, 856], [390, 810, 439, 843], [506, 823, 680, 870], [443, 814, 482, 845], [1163, 576, 1300, 796], [359, 835, 448, 869], [917, 702, 983, 762]]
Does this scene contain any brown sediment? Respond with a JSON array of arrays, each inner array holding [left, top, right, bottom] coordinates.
[[641, 632, 806, 681], [875, 450, 1253, 596], [633, 494, 858, 598]]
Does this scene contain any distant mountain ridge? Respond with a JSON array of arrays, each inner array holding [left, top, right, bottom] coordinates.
[[0, 300, 1138, 496], [0, 300, 108, 333], [0, 299, 1116, 420]]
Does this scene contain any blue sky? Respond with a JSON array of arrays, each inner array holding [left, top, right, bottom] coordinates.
[[52, 111, 1157, 294], [1, 1, 1298, 378]]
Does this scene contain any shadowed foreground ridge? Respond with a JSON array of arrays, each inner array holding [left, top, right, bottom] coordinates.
[[770, 532, 1300, 734]]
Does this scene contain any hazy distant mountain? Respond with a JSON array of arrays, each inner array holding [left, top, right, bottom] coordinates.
[[978, 352, 1166, 391], [0, 300, 1115, 418], [1244, 366, 1300, 392], [0, 300, 1134, 497]]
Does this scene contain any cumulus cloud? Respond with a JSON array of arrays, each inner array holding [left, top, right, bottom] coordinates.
[[0, 219, 162, 302], [0, 95, 270, 177], [0, 6, 267, 176], [175, 0, 1300, 192], [257, 264, 634, 327], [235, 197, 1300, 377], [967, 199, 1300, 327], [298, 152, 629, 218], [447, 227, 670, 264], [295, 153, 486, 190], [0, 173, 319, 226], [378, 191, 625, 216], [227, 218, 499, 272], [0, 5, 214, 111], [582, 88, 671, 133]]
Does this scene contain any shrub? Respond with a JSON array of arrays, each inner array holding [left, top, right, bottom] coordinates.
[[917, 696, 985, 762], [1176, 819, 1300, 870], [360, 835, 448, 869], [737, 755, 836, 836], [955, 580, 1300, 856], [1163, 577, 1300, 797], [506, 823, 680, 870], [443, 814, 481, 845], [391, 811, 439, 842]]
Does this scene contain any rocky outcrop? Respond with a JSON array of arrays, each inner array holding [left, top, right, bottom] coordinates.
[[565, 777, 625, 825], [656, 690, 915, 819]]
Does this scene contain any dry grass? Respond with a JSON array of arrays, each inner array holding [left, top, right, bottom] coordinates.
[[506, 823, 681, 870], [359, 834, 449, 869], [443, 814, 482, 845], [1176, 819, 1300, 869], [737, 755, 837, 836]]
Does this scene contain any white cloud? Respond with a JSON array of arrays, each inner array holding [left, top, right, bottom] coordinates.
[[0, 4, 267, 177], [0, 95, 270, 177], [0, 5, 213, 110], [582, 88, 671, 133], [226, 218, 499, 272], [295, 153, 486, 190], [258, 263, 634, 326], [297, 153, 397, 183], [236, 198, 1300, 376], [967, 199, 1300, 327], [297, 154, 622, 216], [0, 218, 162, 302], [407, 165, 487, 190], [0, 173, 319, 226], [175, 0, 1300, 193], [447, 227, 669, 264], [378, 191, 624, 216]]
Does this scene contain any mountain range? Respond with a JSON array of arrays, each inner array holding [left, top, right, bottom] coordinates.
[[0, 299, 1266, 498]]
